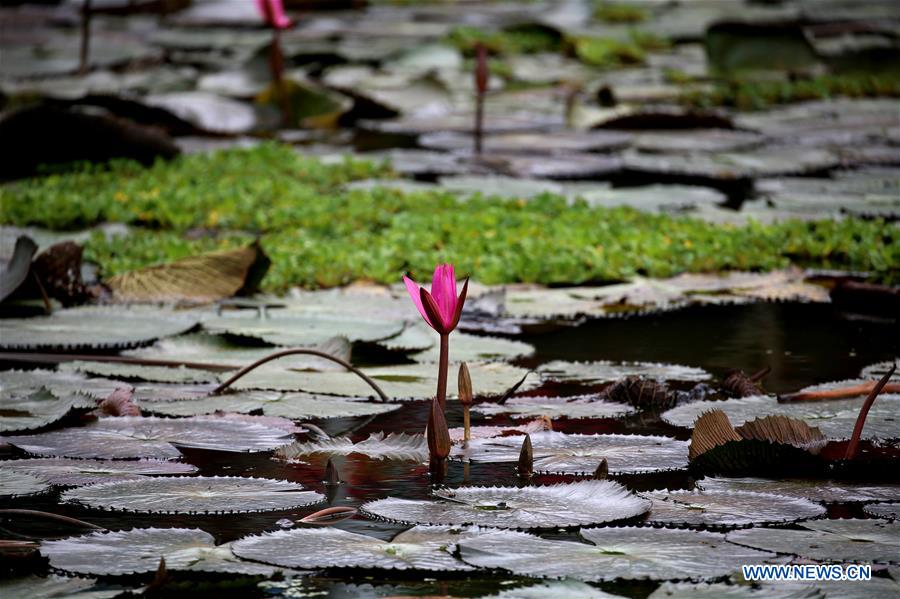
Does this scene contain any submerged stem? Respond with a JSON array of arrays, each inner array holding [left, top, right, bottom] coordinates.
[[0, 509, 104, 531]]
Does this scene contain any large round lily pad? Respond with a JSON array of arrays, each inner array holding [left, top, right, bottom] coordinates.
[[6, 416, 292, 459], [62, 476, 322, 514], [0, 387, 92, 434], [276, 432, 427, 462], [726, 519, 900, 564], [648, 581, 822, 598], [40, 528, 280, 576], [661, 394, 900, 440], [698, 477, 900, 504], [864, 503, 899, 520], [409, 331, 534, 363], [361, 480, 650, 529], [0, 469, 51, 498], [644, 489, 825, 528], [0, 575, 122, 599], [0, 307, 198, 351], [0, 369, 120, 402], [1, 458, 197, 487], [538, 360, 711, 384], [233, 361, 540, 400], [202, 311, 404, 346], [232, 526, 481, 571], [471, 395, 635, 420], [456, 526, 773, 581], [419, 131, 632, 154], [455, 431, 689, 475]]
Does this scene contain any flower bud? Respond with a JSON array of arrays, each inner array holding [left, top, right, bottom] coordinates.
[[517, 434, 533, 478], [458, 362, 473, 406], [475, 43, 489, 95], [427, 397, 451, 460]]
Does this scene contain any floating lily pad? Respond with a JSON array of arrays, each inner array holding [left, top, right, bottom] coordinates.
[[757, 169, 900, 219], [40, 528, 280, 576], [1, 369, 120, 402], [144, 92, 257, 135], [376, 324, 435, 352], [0, 575, 122, 599], [503, 281, 685, 319], [276, 432, 427, 462], [449, 418, 552, 444], [232, 526, 480, 571], [633, 130, 766, 154], [60, 361, 217, 385], [661, 395, 900, 440], [864, 503, 899, 519], [456, 526, 773, 581], [203, 311, 404, 346], [471, 395, 635, 420], [6, 416, 292, 459], [726, 519, 900, 564], [1, 458, 197, 487], [409, 332, 534, 363], [361, 480, 650, 529], [455, 431, 689, 474], [234, 361, 540, 400], [538, 360, 711, 384], [648, 581, 821, 598], [437, 176, 567, 199], [0, 387, 90, 433], [139, 390, 399, 420], [0, 469, 51, 498], [623, 147, 839, 180], [577, 185, 727, 214], [489, 153, 622, 180], [0, 307, 198, 351], [644, 489, 825, 528], [861, 360, 900, 381], [699, 477, 900, 504], [491, 580, 623, 598], [62, 476, 322, 514], [419, 131, 632, 154]]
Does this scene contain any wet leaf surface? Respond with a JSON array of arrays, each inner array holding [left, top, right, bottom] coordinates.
[[643, 489, 826, 528], [471, 395, 636, 420], [1, 458, 197, 487], [0, 469, 51, 498], [276, 432, 427, 462]]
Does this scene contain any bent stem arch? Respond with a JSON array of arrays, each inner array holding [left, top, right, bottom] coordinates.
[[211, 348, 390, 402]]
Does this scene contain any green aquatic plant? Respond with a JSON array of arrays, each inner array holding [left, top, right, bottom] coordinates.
[[571, 30, 669, 68], [446, 24, 561, 56], [593, 1, 648, 24]]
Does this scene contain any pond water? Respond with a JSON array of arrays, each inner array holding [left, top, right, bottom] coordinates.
[[4, 301, 897, 597]]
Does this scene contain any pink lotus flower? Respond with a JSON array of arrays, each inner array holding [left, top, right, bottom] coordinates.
[[403, 264, 468, 336], [255, 0, 292, 29]]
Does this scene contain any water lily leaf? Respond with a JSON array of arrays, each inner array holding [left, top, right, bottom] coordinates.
[[437, 175, 567, 200], [377, 324, 435, 352], [648, 581, 822, 598], [449, 418, 552, 444], [106, 243, 267, 304], [0, 469, 51, 498], [40, 528, 280, 576], [256, 79, 351, 128], [623, 146, 839, 180], [0, 388, 84, 433], [726, 519, 900, 564], [491, 580, 623, 598], [699, 477, 900, 504], [1, 458, 197, 487], [276, 432, 427, 462], [471, 395, 636, 420], [644, 489, 825, 528], [578, 185, 726, 214], [662, 395, 900, 440], [864, 503, 899, 519], [538, 360, 711, 384], [861, 361, 900, 381], [139, 390, 399, 419], [0, 306, 198, 351], [487, 153, 622, 180], [60, 361, 218, 385], [62, 476, 322, 514], [456, 526, 773, 581], [234, 361, 540, 400], [203, 311, 404, 346], [419, 131, 631, 154], [633, 130, 765, 154], [144, 92, 257, 135], [361, 480, 650, 529], [0, 575, 123, 599], [0, 235, 37, 302], [455, 431, 689, 475], [232, 525, 481, 571], [409, 332, 534, 363], [6, 416, 292, 459]]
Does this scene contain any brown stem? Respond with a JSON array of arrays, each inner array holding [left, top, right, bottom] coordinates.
[[31, 272, 51, 314], [436, 334, 449, 412], [463, 405, 471, 443], [748, 366, 771, 383], [844, 364, 896, 460], [79, 0, 92, 75], [0, 351, 235, 372], [212, 348, 390, 402], [780, 381, 900, 403], [474, 92, 484, 155], [0, 509, 104, 531]]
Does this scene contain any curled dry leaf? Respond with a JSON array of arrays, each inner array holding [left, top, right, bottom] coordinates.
[[735, 415, 826, 451], [106, 242, 269, 304], [96, 387, 141, 417], [299, 506, 358, 525]]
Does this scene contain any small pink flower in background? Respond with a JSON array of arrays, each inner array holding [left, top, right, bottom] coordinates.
[[403, 263, 468, 336], [255, 0, 292, 29]]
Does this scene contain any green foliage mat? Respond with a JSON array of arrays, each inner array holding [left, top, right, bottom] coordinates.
[[2, 144, 897, 291]]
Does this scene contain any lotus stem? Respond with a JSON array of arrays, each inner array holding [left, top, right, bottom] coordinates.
[[436, 334, 449, 412], [473, 43, 488, 155], [0, 509, 104, 531], [211, 348, 389, 402], [844, 364, 895, 461]]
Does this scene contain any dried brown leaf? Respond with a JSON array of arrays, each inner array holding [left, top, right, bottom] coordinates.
[[689, 410, 741, 461]]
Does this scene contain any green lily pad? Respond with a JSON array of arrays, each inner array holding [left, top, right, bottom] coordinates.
[[409, 331, 534, 363], [361, 480, 650, 529], [232, 526, 480, 572], [726, 519, 900, 564], [276, 432, 427, 462], [0, 469, 51, 498], [644, 489, 825, 528], [62, 476, 322, 514], [456, 526, 773, 581], [40, 528, 281, 576], [1, 458, 197, 487], [0, 307, 198, 351], [471, 395, 635, 420], [698, 477, 900, 504], [6, 416, 292, 459], [60, 361, 218, 384], [538, 360, 711, 384], [455, 431, 689, 474], [661, 394, 900, 440], [0, 387, 91, 433]]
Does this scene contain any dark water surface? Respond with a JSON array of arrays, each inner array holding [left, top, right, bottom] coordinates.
[[4, 302, 898, 597]]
